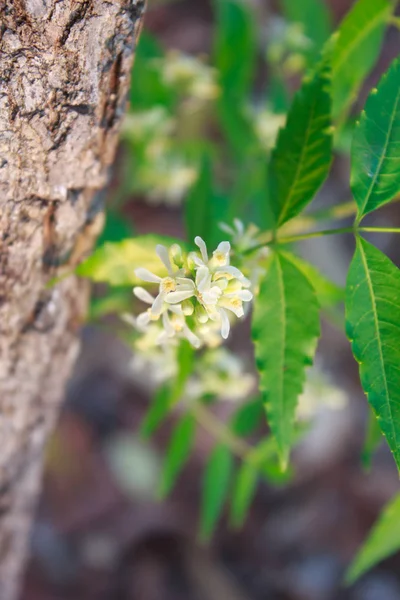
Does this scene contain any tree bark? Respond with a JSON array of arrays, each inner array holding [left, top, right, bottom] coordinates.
[[0, 1, 144, 597]]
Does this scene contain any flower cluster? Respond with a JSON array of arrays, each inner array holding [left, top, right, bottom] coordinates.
[[132, 237, 253, 348]]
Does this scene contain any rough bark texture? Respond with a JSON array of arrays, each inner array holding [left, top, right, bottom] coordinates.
[[0, 2, 144, 598]]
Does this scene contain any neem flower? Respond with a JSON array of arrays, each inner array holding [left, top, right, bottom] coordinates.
[[133, 237, 253, 345]]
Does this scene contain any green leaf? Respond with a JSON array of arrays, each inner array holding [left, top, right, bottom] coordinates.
[[213, 0, 258, 159], [268, 68, 332, 227], [170, 340, 195, 405], [230, 462, 258, 528], [141, 386, 171, 438], [361, 407, 383, 471], [286, 254, 344, 308], [185, 153, 213, 245], [185, 150, 230, 247], [200, 444, 234, 540], [329, 0, 394, 120], [231, 397, 264, 437], [130, 32, 175, 111], [213, 0, 256, 102], [77, 235, 184, 286], [351, 58, 400, 220], [346, 492, 400, 584], [252, 251, 321, 467], [281, 0, 332, 62], [346, 237, 400, 470], [159, 414, 196, 498]]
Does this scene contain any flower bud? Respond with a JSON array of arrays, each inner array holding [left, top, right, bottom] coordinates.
[[182, 299, 194, 316]]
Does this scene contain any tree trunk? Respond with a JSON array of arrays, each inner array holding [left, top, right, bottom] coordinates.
[[0, 2, 144, 597]]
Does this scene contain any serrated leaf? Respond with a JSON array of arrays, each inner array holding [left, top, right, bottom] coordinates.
[[361, 407, 383, 471], [346, 237, 400, 470], [351, 58, 400, 220], [77, 235, 183, 286], [346, 492, 400, 584], [329, 0, 393, 121], [281, 0, 332, 63], [140, 386, 171, 438], [200, 444, 234, 540], [159, 414, 196, 498], [230, 463, 258, 528], [252, 251, 320, 467], [285, 254, 344, 308], [268, 69, 332, 227]]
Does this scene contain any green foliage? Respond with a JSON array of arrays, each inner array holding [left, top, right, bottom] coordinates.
[[346, 492, 400, 583], [361, 407, 383, 470], [268, 68, 332, 228], [130, 32, 174, 110], [252, 251, 320, 467], [169, 341, 195, 405], [141, 386, 171, 438], [231, 397, 263, 437], [285, 254, 344, 308], [329, 0, 394, 121], [200, 444, 234, 540], [230, 462, 258, 528], [352, 58, 400, 220], [281, 0, 332, 63], [213, 0, 256, 102], [159, 414, 196, 498], [346, 237, 400, 470], [184, 152, 229, 247], [78, 0, 400, 579], [77, 235, 183, 286]]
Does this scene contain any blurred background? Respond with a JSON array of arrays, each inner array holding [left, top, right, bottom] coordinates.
[[21, 0, 400, 598]]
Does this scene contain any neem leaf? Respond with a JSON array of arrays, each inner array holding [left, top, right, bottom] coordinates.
[[158, 414, 196, 498], [230, 462, 258, 528], [351, 58, 400, 220], [346, 492, 400, 584], [200, 444, 234, 540], [346, 237, 400, 470], [252, 251, 320, 467], [268, 68, 332, 227], [330, 0, 394, 120], [285, 254, 344, 308]]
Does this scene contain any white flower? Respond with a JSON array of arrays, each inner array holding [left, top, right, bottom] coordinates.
[[134, 244, 183, 317], [131, 236, 253, 345]]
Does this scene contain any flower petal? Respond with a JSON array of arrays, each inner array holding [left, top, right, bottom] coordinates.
[[162, 312, 175, 336], [219, 309, 231, 339], [233, 218, 244, 235], [176, 277, 195, 288], [137, 311, 151, 327], [195, 236, 208, 264], [183, 325, 202, 348], [135, 268, 162, 283], [219, 222, 235, 235], [133, 287, 154, 304], [151, 292, 165, 316], [196, 266, 211, 292], [216, 241, 230, 254], [237, 289, 253, 302], [156, 244, 173, 274], [164, 290, 195, 304]]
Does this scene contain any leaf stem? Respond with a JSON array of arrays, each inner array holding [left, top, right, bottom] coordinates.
[[191, 402, 251, 460], [244, 225, 400, 255]]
